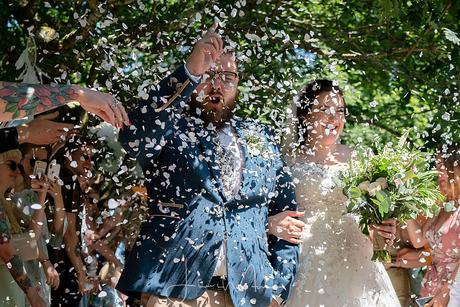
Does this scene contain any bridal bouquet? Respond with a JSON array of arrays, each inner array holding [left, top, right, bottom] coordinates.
[[340, 135, 444, 262]]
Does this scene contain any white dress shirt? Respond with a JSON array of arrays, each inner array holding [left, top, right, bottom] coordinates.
[[213, 123, 244, 277]]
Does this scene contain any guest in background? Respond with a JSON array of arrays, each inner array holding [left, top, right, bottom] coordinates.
[[0, 149, 47, 307], [14, 143, 64, 305], [50, 135, 99, 306], [19, 143, 67, 248], [401, 146, 460, 307]]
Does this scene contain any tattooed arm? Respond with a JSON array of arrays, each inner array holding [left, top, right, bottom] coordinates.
[[64, 212, 96, 294], [0, 82, 79, 120], [0, 204, 46, 306], [0, 82, 129, 127]]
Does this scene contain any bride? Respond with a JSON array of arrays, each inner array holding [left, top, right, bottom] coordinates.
[[270, 80, 401, 306]]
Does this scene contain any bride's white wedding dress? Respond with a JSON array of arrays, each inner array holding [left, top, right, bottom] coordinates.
[[287, 160, 400, 307]]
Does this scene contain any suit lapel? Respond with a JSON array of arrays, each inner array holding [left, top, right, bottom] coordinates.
[[233, 120, 249, 166]]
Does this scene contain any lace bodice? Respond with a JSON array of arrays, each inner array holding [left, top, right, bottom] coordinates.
[[290, 161, 348, 213]]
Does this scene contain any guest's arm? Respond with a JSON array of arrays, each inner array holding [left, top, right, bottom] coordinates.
[[63, 212, 94, 294], [94, 211, 123, 239], [0, 113, 74, 148], [37, 241, 60, 290], [0, 82, 128, 127], [47, 180, 66, 238], [404, 219, 429, 248], [89, 239, 123, 269], [28, 178, 48, 239]]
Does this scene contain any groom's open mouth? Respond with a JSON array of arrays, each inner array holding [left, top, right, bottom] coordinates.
[[206, 94, 224, 105]]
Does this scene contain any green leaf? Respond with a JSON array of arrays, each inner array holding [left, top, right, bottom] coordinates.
[[21, 102, 39, 110], [349, 187, 362, 198], [5, 101, 19, 113], [372, 250, 391, 263]]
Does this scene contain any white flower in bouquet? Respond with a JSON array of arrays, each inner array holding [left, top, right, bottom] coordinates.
[[358, 180, 371, 192], [367, 182, 382, 197], [375, 177, 388, 189]]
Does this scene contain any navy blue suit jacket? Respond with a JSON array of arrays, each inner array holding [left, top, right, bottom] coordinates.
[[116, 65, 299, 306]]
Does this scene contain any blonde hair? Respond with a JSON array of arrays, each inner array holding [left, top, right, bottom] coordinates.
[[0, 149, 22, 164]]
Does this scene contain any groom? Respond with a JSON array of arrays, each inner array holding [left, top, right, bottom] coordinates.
[[116, 24, 299, 306]]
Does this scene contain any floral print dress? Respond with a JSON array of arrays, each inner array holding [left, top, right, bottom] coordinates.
[[421, 208, 460, 297]]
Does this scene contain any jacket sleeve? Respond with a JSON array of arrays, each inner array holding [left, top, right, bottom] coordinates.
[[267, 155, 299, 304], [118, 65, 200, 169]]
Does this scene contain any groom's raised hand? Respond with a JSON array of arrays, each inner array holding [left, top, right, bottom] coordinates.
[[185, 22, 224, 76]]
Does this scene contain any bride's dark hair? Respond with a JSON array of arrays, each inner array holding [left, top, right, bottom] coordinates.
[[296, 79, 345, 145], [298, 79, 345, 117]]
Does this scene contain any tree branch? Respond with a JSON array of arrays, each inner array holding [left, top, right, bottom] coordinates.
[[59, 0, 102, 52], [348, 116, 403, 137], [402, 1, 452, 61]]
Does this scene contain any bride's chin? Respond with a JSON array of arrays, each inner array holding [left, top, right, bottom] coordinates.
[[320, 136, 339, 146]]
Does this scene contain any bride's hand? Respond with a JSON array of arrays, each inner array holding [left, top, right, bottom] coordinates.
[[371, 219, 397, 246], [268, 210, 305, 244]]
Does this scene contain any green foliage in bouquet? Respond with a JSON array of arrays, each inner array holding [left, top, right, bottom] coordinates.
[[340, 134, 444, 262]]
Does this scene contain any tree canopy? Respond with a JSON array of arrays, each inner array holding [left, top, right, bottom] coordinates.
[[1, 0, 459, 150]]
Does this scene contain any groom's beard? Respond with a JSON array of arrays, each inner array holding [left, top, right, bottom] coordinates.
[[189, 92, 236, 128]]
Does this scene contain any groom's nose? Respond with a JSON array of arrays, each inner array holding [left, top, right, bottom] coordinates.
[[211, 76, 224, 91]]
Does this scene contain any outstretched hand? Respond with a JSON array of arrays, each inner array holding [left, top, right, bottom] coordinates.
[[185, 23, 224, 76], [268, 210, 305, 244], [73, 86, 129, 128], [17, 111, 74, 145]]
